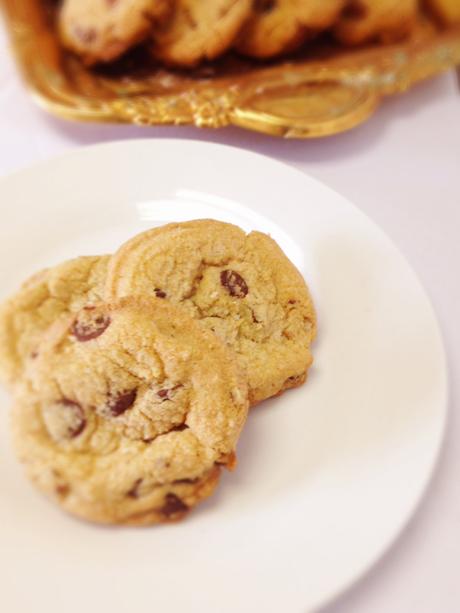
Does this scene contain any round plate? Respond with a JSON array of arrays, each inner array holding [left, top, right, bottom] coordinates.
[[0, 140, 447, 613]]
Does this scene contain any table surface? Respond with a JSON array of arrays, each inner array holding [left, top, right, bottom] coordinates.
[[1, 23, 459, 613]]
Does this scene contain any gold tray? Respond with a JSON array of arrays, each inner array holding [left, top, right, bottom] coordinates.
[[3, 0, 460, 138]]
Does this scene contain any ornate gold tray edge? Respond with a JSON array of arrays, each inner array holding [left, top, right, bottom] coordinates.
[[3, 0, 460, 138]]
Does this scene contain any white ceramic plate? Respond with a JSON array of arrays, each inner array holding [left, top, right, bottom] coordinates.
[[0, 140, 447, 613]]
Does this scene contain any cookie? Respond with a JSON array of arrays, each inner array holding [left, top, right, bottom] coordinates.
[[59, 0, 172, 65], [236, 0, 346, 59], [151, 0, 252, 67], [105, 220, 316, 405], [425, 0, 460, 25], [14, 297, 248, 525], [0, 256, 109, 388], [334, 0, 418, 46]]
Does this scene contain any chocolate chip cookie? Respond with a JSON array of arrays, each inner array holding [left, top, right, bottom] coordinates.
[[105, 220, 316, 405], [14, 297, 248, 525], [334, 0, 418, 46], [236, 0, 345, 59], [0, 256, 109, 388], [151, 0, 252, 66], [59, 0, 172, 65]]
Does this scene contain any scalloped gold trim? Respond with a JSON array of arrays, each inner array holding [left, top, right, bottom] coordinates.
[[2, 0, 460, 138]]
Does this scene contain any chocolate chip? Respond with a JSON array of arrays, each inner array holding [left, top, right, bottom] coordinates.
[[70, 313, 111, 342], [161, 493, 188, 516], [43, 401, 86, 443], [108, 388, 137, 416], [220, 270, 248, 298], [256, 0, 276, 12], [55, 483, 70, 497], [342, 1, 367, 20], [60, 399, 86, 438], [53, 470, 71, 497], [30, 351, 38, 359], [157, 385, 181, 401], [126, 478, 143, 499], [170, 423, 188, 432], [284, 374, 305, 388], [154, 288, 167, 298]]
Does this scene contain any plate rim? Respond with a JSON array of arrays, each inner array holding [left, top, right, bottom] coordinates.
[[0, 138, 449, 612]]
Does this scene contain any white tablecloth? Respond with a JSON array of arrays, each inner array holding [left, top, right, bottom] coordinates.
[[1, 22, 459, 613]]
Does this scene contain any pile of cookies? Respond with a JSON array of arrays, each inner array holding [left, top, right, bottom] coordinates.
[[57, 0, 460, 67], [0, 220, 316, 526]]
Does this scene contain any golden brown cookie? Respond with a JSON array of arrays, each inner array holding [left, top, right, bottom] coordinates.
[[59, 0, 172, 65], [424, 0, 460, 25], [14, 297, 248, 525], [236, 0, 346, 59], [0, 256, 109, 388], [334, 0, 418, 46], [152, 0, 252, 67], [105, 220, 316, 405]]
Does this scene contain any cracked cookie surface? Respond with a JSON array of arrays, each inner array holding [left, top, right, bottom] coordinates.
[[14, 297, 248, 525], [0, 255, 109, 388], [151, 0, 252, 66], [236, 0, 345, 59], [334, 0, 418, 46], [106, 219, 316, 405], [59, 0, 172, 65]]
